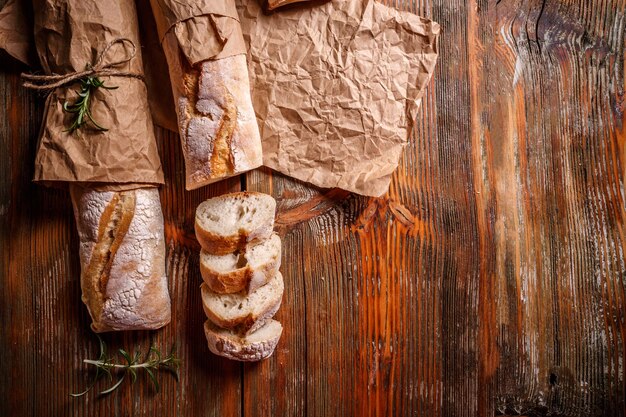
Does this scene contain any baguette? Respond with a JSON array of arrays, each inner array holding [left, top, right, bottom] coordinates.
[[195, 192, 276, 255], [161, 35, 262, 190], [70, 185, 171, 332], [204, 319, 282, 362], [200, 233, 281, 294], [201, 272, 284, 334]]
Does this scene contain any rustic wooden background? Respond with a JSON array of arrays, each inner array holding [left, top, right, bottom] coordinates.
[[1, 0, 625, 416]]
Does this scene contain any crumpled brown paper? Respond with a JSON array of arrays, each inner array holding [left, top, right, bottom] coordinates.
[[136, 0, 178, 133], [150, 0, 246, 65], [0, 0, 35, 65], [239, 0, 439, 196], [1, 0, 439, 197], [31, 0, 163, 187], [267, 0, 317, 11]]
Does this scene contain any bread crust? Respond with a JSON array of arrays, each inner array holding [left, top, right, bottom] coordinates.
[[200, 253, 279, 294], [202, 290, 282, 334], [194, 225, 275, 256], [200, 273, 283, 334], [70, 185, 171, 332], [204, 320, 282, 362], [200, 234, 281, 294]]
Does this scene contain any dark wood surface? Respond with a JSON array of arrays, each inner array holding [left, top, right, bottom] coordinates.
[[1, 0, 625, 416]]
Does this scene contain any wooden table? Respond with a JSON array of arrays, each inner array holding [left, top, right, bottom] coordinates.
[[1, 0, 624, 416]]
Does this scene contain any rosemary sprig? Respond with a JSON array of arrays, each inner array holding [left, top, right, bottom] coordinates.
[[62, 75, 117, 134], [71, 336, 180, 397]]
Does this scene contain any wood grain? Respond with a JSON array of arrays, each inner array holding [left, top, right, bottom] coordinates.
[[1, 0, 625, 416]]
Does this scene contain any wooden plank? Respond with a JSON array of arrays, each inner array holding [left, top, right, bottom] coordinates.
[[0, 56, 43, 417], [1, 0, 626, 415], [462, 0, 626, 415], [485, 1, 626, 415]]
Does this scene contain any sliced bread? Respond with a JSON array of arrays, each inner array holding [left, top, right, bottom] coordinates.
[[201, 272, 284, 333], [204, 319, 282, 361], [200, 233, 282, 294], [195, 192, 276, 255]]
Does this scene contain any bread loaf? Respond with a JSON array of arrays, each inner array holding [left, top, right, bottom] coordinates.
[[201, 272, 284, 334], [204, 319, 282, 362], [161, 34, 262, 190], [70, 185, 171, 332], [200, 233, 281, 294], [195, 192, 276, 255]]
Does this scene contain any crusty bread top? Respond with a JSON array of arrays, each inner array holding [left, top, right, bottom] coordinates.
[[195, 192, 276, 254], [201, 271, 283, 328]]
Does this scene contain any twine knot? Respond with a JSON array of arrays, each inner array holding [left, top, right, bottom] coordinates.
[[21, 38, 144, 92]]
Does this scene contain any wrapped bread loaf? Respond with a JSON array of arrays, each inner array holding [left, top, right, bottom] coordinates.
[[149, 0, 262, 190], [70, 186, 171, 332], [29, 0, 171, 331]]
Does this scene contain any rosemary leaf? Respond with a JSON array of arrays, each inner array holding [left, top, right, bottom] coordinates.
[[99, 374, 125, 396], [145, 368, 159, 392]]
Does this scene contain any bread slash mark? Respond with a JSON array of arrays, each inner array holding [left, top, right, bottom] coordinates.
[[209, 90, 236, 177], [181, 60, 205, 162], [83, 191, 136, 320], [182, 56, 235, 179]]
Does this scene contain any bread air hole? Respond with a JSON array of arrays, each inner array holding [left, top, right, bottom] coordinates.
[[237, 205, 247, 219], [236, 205, 257, 224], [235, 253, 248, 268]]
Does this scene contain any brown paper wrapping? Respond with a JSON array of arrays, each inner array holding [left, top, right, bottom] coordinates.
[[239, 0, 439, 196], [31, 0, 163, 187], [150, 0, 246, 65], [0, 0, 35, 65], [267, 0, 317, 11], [136, 0, 178, 133]]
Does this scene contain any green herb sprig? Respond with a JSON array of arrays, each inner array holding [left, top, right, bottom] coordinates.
[[71, 336, 180, 397], [62, 76, 117, 134]]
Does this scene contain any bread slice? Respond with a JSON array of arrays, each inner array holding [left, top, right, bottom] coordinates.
[[200, 233, 282, 294], [195, 192, 276, 255], [201, 272, 283, 333], [204, 319, 282, 361]]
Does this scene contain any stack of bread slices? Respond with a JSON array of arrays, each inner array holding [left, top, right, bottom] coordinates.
[[195, 192, 283, 361]]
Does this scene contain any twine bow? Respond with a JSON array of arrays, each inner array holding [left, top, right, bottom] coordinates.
[[21, 38, 144, 91]]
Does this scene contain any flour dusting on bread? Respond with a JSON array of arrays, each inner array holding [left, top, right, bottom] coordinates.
[[71, 186, 171, 332]]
